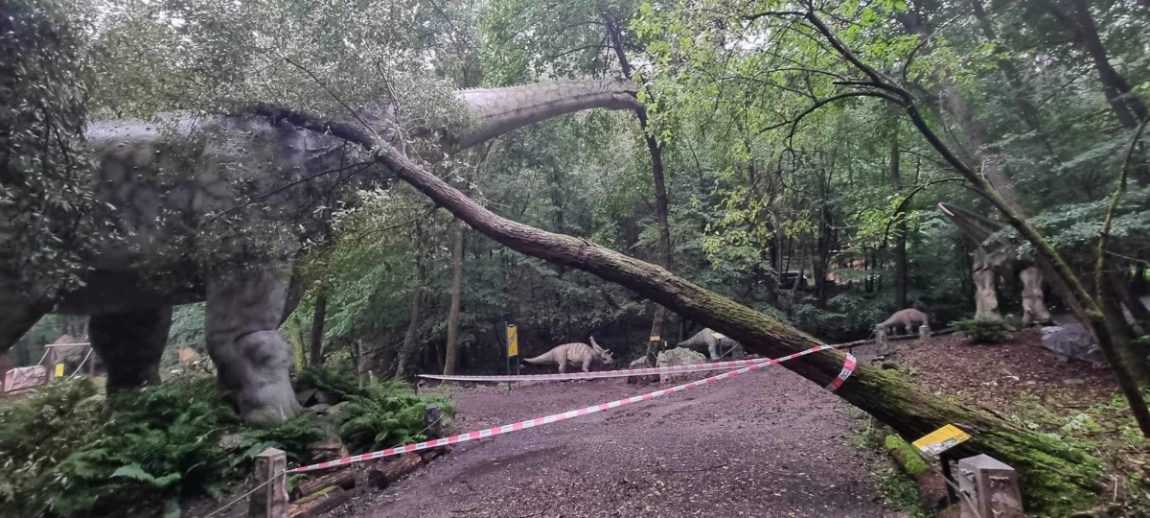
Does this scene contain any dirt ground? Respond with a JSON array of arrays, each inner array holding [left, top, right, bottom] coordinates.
[[325, 367, 897, 518], [894, 328, 1118, 412]]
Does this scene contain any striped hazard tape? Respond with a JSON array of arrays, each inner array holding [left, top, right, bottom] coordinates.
[[418, 356, 779, 383], [287, 344, 856, 474]]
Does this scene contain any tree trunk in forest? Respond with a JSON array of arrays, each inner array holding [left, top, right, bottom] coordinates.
[[395, 285, 424, 379], [309, 287, 328, 368], [889, 121, 909, 309], [361, 139, 1105, 510], [443, 219, 465, 375], [605, 14, 674, 365]]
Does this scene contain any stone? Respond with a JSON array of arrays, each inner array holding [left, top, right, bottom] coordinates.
[[655, 347, 707, 383], [424, 405, 453, 437], [1040, 324, 1103, 366]]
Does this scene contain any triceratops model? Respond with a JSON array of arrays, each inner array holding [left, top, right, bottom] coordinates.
[[877, 308, 930, 336], [0, 79, 641, 423], [522, 336, 615, 374], [676, 328, 745, 361]]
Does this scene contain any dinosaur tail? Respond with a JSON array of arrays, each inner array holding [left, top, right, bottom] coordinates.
[[522, 352, 551, 365]]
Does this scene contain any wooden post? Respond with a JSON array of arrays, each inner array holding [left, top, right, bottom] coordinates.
[[250, 448, 288, 518], [875, 325, 889, 356]]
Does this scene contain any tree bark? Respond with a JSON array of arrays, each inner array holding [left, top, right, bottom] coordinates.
[[442, 219, 465, 375], [364, 139, 1103, 510], [308, 287, 328, 368], [889, 121, 909, 309], [605, 14, 674, 363], [395, 253, 425, 379]]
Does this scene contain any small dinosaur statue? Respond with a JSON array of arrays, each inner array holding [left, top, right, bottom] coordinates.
[[878, 308, 929, 336], [1, 79, 641, 424], [522, 336, 615, 374], [676, 328, 745, 361]]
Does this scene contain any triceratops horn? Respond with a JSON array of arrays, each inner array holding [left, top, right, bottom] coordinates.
[[589, 336, 603, 350]]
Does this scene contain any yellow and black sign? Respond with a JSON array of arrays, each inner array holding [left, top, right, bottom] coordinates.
[[507, 324, 519, 358], [912, 424, 971, 457]]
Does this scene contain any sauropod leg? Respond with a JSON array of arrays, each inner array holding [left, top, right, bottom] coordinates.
[[205, 265, 300, 425], [89, 306, 172, 391], [0, 303, 50, 355]]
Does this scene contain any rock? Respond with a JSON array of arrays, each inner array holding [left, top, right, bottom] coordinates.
[[424, 405, 453, 437], [308, 434, 349, 462], [1040, 324, 1104, 366], [297, 388, 318, 405], [308, 403, 332, 415], [218, 432, 244, 450], [328, 401, 350, 419], [626, 356, 656, 384], [655, 347, 707, 383], [1062, 378, 1086, 385]]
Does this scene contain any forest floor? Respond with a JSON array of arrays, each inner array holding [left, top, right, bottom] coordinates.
[[892, 328, 1150, 514], [325, 366, 900, 517]]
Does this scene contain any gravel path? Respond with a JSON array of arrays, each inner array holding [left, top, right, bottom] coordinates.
[[329, 366, 894, 517]]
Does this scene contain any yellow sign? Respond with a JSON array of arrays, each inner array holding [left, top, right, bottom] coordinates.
[[54, 363, 65, 379], [507, 324, 519, 357], [648, 335, 661, 342], [912, 424, 971, 457]]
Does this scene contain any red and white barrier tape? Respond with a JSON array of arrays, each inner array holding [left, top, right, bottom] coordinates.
[[418, 356, 780, 383], [825, 353, 857, 392], [288, 344, 852, 474]]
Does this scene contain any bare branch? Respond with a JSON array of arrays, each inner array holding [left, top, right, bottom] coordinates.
[[756, 91, 901, 137], [1094, 117, 1149, 299]]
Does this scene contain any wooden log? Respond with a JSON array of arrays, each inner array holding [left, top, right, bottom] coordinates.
[[366, 454, 423, 490], [287, 487, 354, 518], [292, 469, 357, 499]]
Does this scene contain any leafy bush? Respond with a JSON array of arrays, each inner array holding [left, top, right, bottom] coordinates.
[[953, 318, 1013, 344], [0, 369, 453, 516], [338, 380, 453, 452]]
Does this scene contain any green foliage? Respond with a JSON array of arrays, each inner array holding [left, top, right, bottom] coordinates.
[[0, 0, 103, 297], [952, 318, 1014, 344], [0, 371, 448, 517], [337, 379, 453, 453]]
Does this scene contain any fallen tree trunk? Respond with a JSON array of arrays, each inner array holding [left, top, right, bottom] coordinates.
[[258, 107, 1103, 513]]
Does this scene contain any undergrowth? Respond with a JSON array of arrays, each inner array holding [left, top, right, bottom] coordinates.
[[845, 409, 930, 517], [0, 369, 452, 517], [952, 318, 1013, 344]]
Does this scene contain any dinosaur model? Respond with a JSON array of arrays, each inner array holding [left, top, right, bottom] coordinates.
[[522, 336, 615, 374], [676, 328, 745, 361], [0, 79, 640, 424], [877, 308, 929, 336]]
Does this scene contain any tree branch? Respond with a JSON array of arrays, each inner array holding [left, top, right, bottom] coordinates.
[[1094, 118, 1149, 300]]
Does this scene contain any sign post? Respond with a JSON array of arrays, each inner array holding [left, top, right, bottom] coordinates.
[[506, 323, 519, 390]]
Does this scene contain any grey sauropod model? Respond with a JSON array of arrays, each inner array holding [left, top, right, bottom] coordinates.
[[878, 308, 930, 336], [522, 336, 615, 373], [676, 328, 745, 361], [0, 79, 641, 424]]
